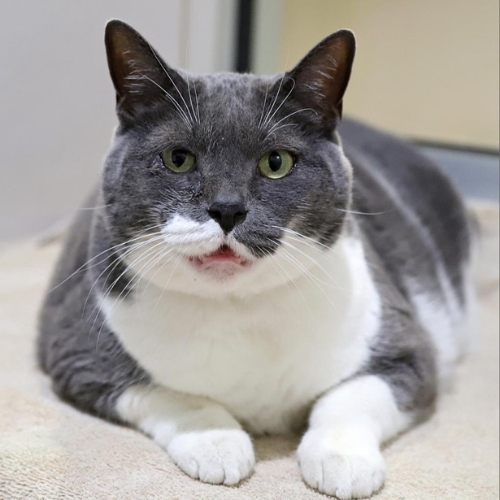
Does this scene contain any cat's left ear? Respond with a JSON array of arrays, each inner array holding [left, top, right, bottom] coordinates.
[[287, 30, 356, 126], [105, 20, 187, 122]]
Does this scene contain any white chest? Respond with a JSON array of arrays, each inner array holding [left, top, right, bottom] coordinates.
[[102, 238, 381, 434]]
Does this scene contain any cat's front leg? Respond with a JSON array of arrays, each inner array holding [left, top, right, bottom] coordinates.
[[116, 384, 254, 485], [298, 372, 435, 499]]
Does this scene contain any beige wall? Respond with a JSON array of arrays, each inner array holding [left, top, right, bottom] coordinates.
[[279, 0, 499, 149]]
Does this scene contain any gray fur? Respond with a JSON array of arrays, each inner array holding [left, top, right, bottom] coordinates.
[[38, 21, 472, 429]]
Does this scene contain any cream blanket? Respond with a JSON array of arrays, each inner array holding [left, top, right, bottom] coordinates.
[[1, 203, 498, 499]]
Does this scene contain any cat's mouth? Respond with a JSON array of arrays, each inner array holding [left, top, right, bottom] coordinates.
[[187, 244, 252, 271]]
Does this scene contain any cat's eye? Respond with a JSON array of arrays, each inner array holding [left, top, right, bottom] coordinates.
[[160, 148, 195, 173], [258, 150, 295, 179]]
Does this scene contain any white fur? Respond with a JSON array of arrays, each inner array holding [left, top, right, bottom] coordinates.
[[405, 272, 460, 386], [110, 221, 384, 489], [115, 385, 254, 485], [107, 230, 381, 435], [298, 376, 411, 499]]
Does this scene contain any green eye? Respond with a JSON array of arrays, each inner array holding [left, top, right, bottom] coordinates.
[[258, 150, 295, 179], [160, 148, 195, 173]]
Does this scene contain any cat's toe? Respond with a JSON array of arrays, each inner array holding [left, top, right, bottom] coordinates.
[[167, 428, 254, 486], [298, 428, 386, 499]]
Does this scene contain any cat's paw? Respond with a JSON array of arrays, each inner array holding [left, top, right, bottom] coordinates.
[[167, 428, 255, 486], [298, 428, 386, 499]]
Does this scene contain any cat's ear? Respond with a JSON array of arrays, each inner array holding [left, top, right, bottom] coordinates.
[[105, 20, 186, 121], [287, 30, 355, 126]]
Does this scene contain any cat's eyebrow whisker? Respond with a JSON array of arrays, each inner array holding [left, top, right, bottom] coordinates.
[[266, 108, 316, 137], [185, 71, 200, 125], [193, 76, 201, 123], [260, 73, 287, 131], [135, 74, 191, 128], [257, 83, 271, 129], [262, 78, 296, 129], [183, 43, 199, 125], [264, 123, 297, 136], [146, 43, 196, 126]]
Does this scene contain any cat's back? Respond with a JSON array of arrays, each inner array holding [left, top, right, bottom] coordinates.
[[339, 118, 475, 381], [340, 118, 472, 292]]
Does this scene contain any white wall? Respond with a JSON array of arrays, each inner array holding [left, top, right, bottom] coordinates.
[[0, 0, 236, 241]]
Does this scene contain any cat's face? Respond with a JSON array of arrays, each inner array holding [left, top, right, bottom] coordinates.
[[101, 21, 355, 297]]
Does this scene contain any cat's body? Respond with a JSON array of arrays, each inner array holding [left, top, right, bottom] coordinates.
[[38, 21, 474, 499]]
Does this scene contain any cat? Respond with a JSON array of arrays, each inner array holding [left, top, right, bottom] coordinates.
[[37, 20, 475, 499]]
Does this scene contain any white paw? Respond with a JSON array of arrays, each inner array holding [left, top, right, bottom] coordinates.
[[298, 428, 386, 499], [167, 429, 255, 486]]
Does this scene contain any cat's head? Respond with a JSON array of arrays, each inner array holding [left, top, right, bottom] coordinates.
[[101, 20, 355, 297]]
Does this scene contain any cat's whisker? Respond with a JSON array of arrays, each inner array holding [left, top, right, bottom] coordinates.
[[264, 123, 296, 136], [153, 251, 185, 311], [257, 83, 271, 129], [279, 240, 347, 291], [271, 225, 331, 251], [91, 239, 168, 320], [185, 70, 200, 126], [264, 237, 317, 317], [260, 73, 286, 130], [87, 242, 162, 343], [95, 245, 170, 351], [147, 43, 196, 126], [75, 204, 113, 211], [139, 248, 178, 299], [266, 108, 317, 136], [336, 208, 393, 216], [277, 247, 342, 310], [136, 74, 191, 128], [110, 246, 174, 313], [276, 224, 385, 274], [82, 235, 167, 322], [262, 78, 295, 129], [51, 224, 164, 293], [193, 76, 201, 123], [260, 247, 311, 323]]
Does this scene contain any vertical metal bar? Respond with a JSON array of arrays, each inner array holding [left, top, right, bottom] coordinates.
[[234, 0, 255, 72]]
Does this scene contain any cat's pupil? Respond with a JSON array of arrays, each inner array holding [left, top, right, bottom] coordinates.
[[268, 152, 282, 172], [171, 149, 187, 168]]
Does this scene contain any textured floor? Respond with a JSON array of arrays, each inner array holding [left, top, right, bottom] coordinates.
[[0, 203, 498, 500]]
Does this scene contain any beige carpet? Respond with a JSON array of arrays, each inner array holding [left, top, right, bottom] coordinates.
[[0, 203, 498, 500]]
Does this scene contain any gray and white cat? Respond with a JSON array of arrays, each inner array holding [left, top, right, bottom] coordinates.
[[38, 20, 475, 499]]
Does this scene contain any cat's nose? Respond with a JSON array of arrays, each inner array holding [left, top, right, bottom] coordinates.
[[208, 201, 248, 234]]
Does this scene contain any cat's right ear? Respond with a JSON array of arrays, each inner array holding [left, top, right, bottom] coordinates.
[[286, 30, 356, 128], [105, 20, 186, 122]]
